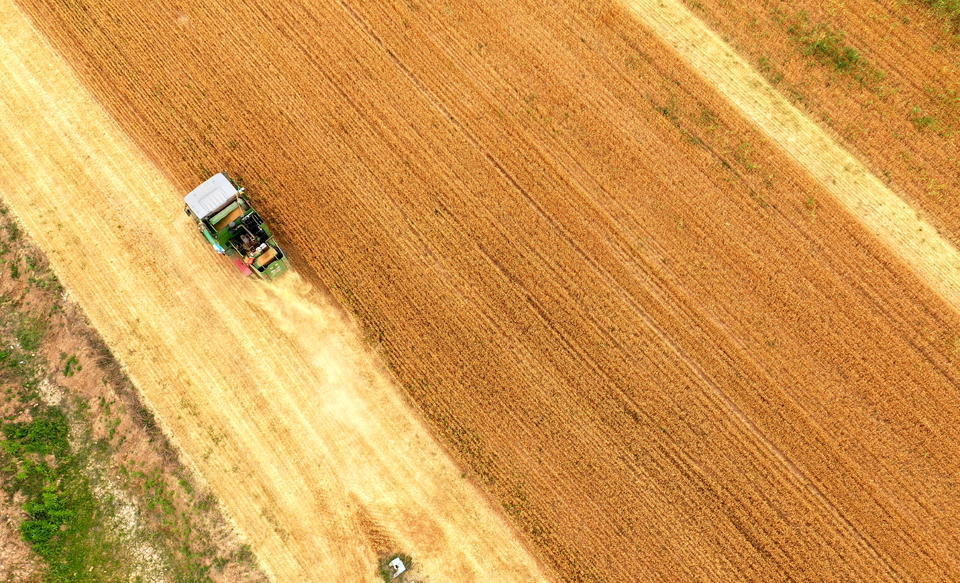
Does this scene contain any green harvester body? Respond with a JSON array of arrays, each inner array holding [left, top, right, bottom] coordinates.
[[184, 173, 289, 280]]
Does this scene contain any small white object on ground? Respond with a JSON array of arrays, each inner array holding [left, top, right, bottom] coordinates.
[[388, 557, 406, 578]]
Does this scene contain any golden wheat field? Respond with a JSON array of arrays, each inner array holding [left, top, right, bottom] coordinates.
[[2, 0, 960, 581]]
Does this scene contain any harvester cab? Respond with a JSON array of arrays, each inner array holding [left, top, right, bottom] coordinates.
[[184, 173, 289, 279]]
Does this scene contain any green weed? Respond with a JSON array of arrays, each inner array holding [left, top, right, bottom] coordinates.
[[655, 96, 678, 122], [106, 417, 120, 441], [782, 11, 884, 85], [803, 29, 861, 71], [910, 107, 940, 131], [2, 408, 69, 456], [21, 485, 73, 550], [15, 316, 46, 352], [697, 107, 718, 128], [5, 221, 20, 242], [62, 354, 82, 377], [923, 0, 960, 26], [29, 272, 62, 292], [1, 409, 121, 582], [757, 57, 784, 84]]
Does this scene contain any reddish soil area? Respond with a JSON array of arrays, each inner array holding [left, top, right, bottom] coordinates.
[[14, 0, 960, 580], [0, 207, 265, 581]]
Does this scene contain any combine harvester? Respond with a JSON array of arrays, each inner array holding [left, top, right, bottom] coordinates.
[[184, 173, 289, 279]]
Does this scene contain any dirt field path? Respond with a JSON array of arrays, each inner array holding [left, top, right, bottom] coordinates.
[[0, 3, 548, 581], [620, 0, 960, 310]]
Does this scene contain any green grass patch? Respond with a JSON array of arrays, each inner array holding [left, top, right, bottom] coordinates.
[[910, 106, 939, 130], [15, 316, 47, 352], [2, 408, 123, 582], [654, 95, 679, 122], [21, 485, 73, 549], [798, 26, 861, 72], [5, 221, 20, 242], [61, 353, 82, 377], [923, 0, 960, 26], [177, 475, 194, 495], [0, 347, 40, 392], [29, 271, 62, 293], [757, 56, 785, 85], [2, 407, 69, 456], [781, 11, 884, 86]]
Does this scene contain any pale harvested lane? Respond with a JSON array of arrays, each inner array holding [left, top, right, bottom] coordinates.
[[0, 3, 548, 581], [621, 0, 960, 311]]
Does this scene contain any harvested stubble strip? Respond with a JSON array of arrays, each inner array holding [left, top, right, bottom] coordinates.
[[678, 0, 960, 246]]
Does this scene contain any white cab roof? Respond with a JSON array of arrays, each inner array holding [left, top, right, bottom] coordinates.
[[184, 173, 239, 219]]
